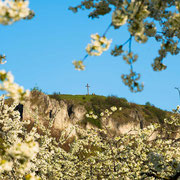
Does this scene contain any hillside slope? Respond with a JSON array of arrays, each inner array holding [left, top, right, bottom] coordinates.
[[6, 91, 178, 139], [49, 93, 171, 128]]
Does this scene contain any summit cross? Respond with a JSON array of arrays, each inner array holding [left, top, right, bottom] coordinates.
[[86, 83, 90, 95]]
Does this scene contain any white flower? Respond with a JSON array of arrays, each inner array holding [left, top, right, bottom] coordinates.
[[86, 114, 90, 118], [8, 0, 29, 10], [0, 71, 29, 102], [6, 71, 14, 83], [112, 10, 128, 27], [72, 60, 85, 71], [91, 33, 100, 40], [110, 106, 117, 112], [0, 159, 13, 173], [86, 33, 112, 56], [8, 0, 30, 18], [100, 36, 112, 51], [25, 173, 40, 180], [7, 141, 39, 160], [0, 0, 31, 25], [92, 114, 98, 119]]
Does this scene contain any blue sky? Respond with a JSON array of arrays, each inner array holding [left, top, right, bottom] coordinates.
[[1, 0, 180, 111]]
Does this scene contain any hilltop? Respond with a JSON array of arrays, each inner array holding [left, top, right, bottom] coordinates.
[[48, 92, 171, 129]]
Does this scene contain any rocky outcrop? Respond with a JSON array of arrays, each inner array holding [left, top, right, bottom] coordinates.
[[21, 91, 179, 140], [22, 92, 143, 138], [23, 91, 86, 137]]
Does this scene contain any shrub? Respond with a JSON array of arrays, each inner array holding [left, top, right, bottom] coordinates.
[[105, 95, 130, 108], [145, 105, 167, 124], [31, 86, 42, 93], [49, 92, 62, 101], [145, 101, 152, 106]]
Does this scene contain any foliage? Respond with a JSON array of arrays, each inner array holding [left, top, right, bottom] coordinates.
[[106, 96, 130, 108], [31, 86, 42, 93], [83, 116, 102, 129], [70, 0, 180, 92], [145, 105, 167, 124], [145, 101, 153, 106]]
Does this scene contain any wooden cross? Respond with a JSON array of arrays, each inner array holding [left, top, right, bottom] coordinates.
[[86, 83, 90, 95]]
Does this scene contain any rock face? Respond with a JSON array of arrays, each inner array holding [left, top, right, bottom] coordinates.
[[21, 91, 179, 140], [23, 91, 143, 138], [23, 91, 87, 137]]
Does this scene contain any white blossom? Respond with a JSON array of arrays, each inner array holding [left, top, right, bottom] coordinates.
[[86, 33, 112, 56], [0, 0, 31, 25], [112, 9, 128, 27], [72, 60, 85, 71]]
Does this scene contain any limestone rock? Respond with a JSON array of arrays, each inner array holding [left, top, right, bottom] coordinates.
[[21, 91, 179, 140], [23, 91, 86, 138]]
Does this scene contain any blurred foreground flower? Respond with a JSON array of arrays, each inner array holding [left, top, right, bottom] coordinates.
[[0, 158, 13, 173], [86, 33, 112, 56], [72, 60, 85, 71], [0, 54, 6, 64], [0, 0, 33, 25], [112, 9, 128, 27], [0, 70, 29, 103]]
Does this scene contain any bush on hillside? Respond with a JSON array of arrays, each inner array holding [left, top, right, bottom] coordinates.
[[105, 96, 130, 108], [145, 105, 167, 124]]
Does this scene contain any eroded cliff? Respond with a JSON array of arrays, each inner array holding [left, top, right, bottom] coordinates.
[[17, 91, 179, 140]]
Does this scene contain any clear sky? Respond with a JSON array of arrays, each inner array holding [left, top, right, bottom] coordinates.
[[1, 0, 180, 111]]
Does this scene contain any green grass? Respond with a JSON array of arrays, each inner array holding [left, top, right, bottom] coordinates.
[[49, 93, 106, 105]]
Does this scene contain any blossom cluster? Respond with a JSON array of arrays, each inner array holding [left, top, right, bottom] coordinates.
[[86, 33, 112, 56], [86, 106, 121, 120], [0, 0, 32, 25], [72, 60, 85, 71], [164, 105, 180, 126], [0, 97, 40, 179], [112, 9, 128, 27], [73, 33, 112, 71], [0, 70, 30, 103]]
